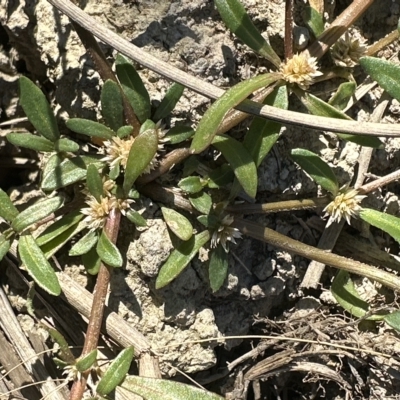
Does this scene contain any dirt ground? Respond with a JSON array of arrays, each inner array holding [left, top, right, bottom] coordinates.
[[1, 0, 400, 399]]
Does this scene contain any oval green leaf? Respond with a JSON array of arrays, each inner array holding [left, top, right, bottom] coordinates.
[[55, 138, 80, 153], [19, 76, 60, 142], [36, 210, 83, 247], [178, 176, 203, 194], [82, 247, 101, 275], [69, 230, 98, 256], [331, 270, 382, 320], [75, 349, 98, 373], [244, 85, 288, 167], [207, 164, 234, 188], [117, 125, 134, 139], [215, 0, 280, 67], [189, 192, 213, 215], [291, 148, 338, 195], [165, 125, 195, 144], [66, 118, 115, 140], [209, 244, 229, 292], [161, 207, 193, 241], [7, 132, 55, 152], [328, 81, 356, 110], [384, 311, 400, 332], [296, 91, 383, 148], [96, 346, 134, 396], [303, 6, 324, 37], [153, 83, 185, 122], [41, 155, 105, 191], [86, 164, 104, 202], [360, 56, 400, 103], [359, 208, 400, 243], [12, 196, 65, 233], [0, 189, 19, 222], [121, 375, 224, 400], [0, 235, 11, 262], [115, 54, 151, 123], [190, 73, 280, 154], [156, 230, 210, 289], [123, 127, 158, 194], [126, 209, 147, 227], [212, 135, 258, 198], [101, 79, 124, 131], [18, 234, 61, 296], [96, 229, 123, 268]]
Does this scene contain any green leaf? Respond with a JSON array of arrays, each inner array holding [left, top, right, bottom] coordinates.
[[291, 148, 338, 195], [0, 235, 11, 262], [42, 153, 63, 183], [121, 375, 224, 400], [190, 73, 280, 153], [117, 125, 133, 139], [360, 56, 400, 103], [296, 91, 383, 148], [359, 208, 400, 243], [82, 247, 101, 275], [215, 0, 280, 67], [331, 270, 379, 319], [126, 210, 147, 227], [18, 234, 61, 296], [123, 127, 158, 194], [207, 164, 234, 188], [156, 230, 210, 289], [212, 135, 258, 198], [101, 79, 124, 131], [165, 125, 195, 144], [0, 189, 19, 222], [75, 349, 98, 372], [41, 155, 104, 191], [189, 192, 213, 215], [12, 196, 65, 233], [55, 138, 80, 153], [328, 82, 356, 110], [178, 176, 204, 194], [66, 119, 115, 140], [109, 161, 120, 180], [153, 83, 185, 122], [384, 311, 400, 332], [69, 231, 98, 256], [19, 76, 60, 142], [86, 164, 104, 202], [96, 230, 123, 268], [209, 245, 229, 292], [36, 210, 84, 247], [115, 54, 151, 123], [243, 85, 288, 167], [7, 132, 55, 152], [161, 207, 193, 241], [46, 326, 75, 364], [302, 6, 324, 37], [96, 347, 134, 396]]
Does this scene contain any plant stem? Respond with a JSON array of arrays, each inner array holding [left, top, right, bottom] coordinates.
[[232, 217, 400, 291], [284, 0, 294, 60], [46, 0, 400, 138], [69, 208, 121, 400], [359, 169, 400, 194]]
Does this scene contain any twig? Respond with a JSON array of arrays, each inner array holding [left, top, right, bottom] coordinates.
[[45, 0, 400, 138], [359, 169, 400, 194], [284, 0, 294, 60]]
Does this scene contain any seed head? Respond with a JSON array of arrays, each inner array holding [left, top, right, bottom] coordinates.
[[210, 214, 242, 253], [323, 185, 366, 227], [331, 33, 366, 68], [279, 53, 323, 90], [102, 136, 135, 169]]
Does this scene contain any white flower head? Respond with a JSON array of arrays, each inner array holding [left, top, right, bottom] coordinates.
[[279, 53, 323, 90], [323, 184, 366, 227], [210, 214, 242, 253], [331, 32, 367, 68]]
